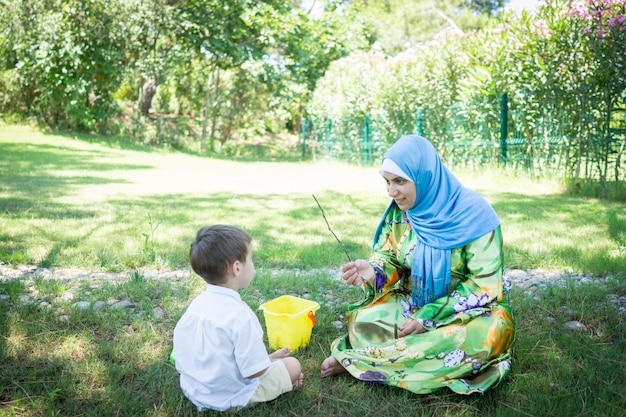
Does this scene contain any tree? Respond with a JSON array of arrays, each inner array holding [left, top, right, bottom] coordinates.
[[1, 0, 126, 131], [116, 0, 179, 117], [169, 0, 369, 151], [335, 0, 503, 56], [467, 0, 505, 14]]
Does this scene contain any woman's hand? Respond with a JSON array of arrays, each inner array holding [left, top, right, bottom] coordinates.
[[398, 318, 427, 337], [341, 259, 375, 287]]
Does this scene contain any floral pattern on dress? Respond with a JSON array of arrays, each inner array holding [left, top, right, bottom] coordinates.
[[328, 209, 514, 395], [452, 291, 491, 313], [360, 370, 387, 383], [503, 274, 512, 295], [415, 317, 435, 329], [372, 265, 388, 292], [443, 349, 466, 367], [498, 359, 511, 371], [399, 298, 416, 319]]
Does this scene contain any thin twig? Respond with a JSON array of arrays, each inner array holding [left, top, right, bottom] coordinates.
[[312, 194, 352, 262]]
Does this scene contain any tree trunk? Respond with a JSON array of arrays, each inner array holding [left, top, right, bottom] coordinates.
[[209, 67, 220, 153], [140, 79, 157, 117], [201, 74, 210, 153], [201, 65, 220, 153]]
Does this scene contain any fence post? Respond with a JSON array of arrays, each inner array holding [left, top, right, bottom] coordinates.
[[364, 115, 371, 165], [301, 118, 307, 158], [500, 94, 508, 165], [416, 108, 424, 136], [326, 119, 332, 156]]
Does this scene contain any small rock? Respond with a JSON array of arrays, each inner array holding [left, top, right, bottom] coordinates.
[[111, 299, 132, 309], [545, 272, 561, 280], [153, 306, 164, 319], [545, 316, 557, 325], [39, 301, 52, 310], [506, 269, 528, 280], [93, 301, 106, 310], [60, 292, 74, 302], [73, 301, 91, 310], [561, 307, 576, 317], [563, 320, 586, 331]]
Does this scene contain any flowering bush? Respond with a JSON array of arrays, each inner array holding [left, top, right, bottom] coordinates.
[[306, 0, 625, 187], [568, 0, 626, 98]]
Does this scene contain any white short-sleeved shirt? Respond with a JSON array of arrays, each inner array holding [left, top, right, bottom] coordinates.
[[173, 284, 271, 411]]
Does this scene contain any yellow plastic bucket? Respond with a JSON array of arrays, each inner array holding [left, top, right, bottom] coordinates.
[[259, 295, 320, 352]]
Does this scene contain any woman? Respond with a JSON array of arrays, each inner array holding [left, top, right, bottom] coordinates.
[[321, 135, 515, 394]]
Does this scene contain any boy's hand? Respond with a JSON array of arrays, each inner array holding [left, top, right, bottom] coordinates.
[[269, 347, 291, 360]]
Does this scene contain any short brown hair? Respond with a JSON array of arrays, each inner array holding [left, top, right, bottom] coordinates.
[[189, 225, 252, 284]]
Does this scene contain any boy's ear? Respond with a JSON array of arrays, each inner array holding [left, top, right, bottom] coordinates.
[[231, 259, 241, 277]]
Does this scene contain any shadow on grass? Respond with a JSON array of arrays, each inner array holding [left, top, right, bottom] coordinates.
[[1, 259, 623, 417], [104, 190, 380, 270], [0, 274, 518, 417], [42, 125, 307, 163], [0, 308, 181, 415], [0, 141, 152, 202], [509, 284, 626, 417], [0, 220, 103, 267], [1, 197, 100, 218], [606, 210, 626, 249], [40, 127, 164, 154], [100, 189, 626, 275], [0, 141, 153, 171], [491, 192, 626, 275]]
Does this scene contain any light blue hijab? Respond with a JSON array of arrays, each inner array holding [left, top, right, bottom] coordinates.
[[373, 135, 500, 307]]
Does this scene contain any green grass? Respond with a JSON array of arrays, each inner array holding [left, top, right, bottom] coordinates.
[[1, 123, 625, 416], [1, 124, 624, 276]]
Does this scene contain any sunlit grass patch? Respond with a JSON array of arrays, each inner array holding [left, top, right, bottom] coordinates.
[[0, 278, 27, 302], [32, 275, 70, 297]]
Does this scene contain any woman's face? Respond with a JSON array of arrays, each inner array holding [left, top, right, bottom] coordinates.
[[383, 172, 416, 211]]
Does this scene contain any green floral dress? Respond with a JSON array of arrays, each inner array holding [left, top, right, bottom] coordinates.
[[329, 205, 515, 394]]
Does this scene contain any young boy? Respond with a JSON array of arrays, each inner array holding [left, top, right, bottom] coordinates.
[[173, 225, 304, 412]]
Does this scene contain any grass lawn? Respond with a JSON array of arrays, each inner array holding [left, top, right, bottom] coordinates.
[[1, 123, 625, 416]]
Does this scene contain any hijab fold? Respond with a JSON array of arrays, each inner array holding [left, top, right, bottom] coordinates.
[[373, 135, 500, 307]]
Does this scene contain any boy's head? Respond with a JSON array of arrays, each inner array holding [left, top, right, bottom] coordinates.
[[189, 225, 252, 285]]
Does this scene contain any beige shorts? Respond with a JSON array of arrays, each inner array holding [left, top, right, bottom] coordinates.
[[248, 360, 293, 405]]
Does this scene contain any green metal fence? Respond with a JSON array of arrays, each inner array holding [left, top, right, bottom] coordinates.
[[302, 95, 625, 185]]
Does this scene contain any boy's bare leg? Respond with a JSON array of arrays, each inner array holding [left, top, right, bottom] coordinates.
[[295, 372, 304, 389], [282, 356, 303, 389], [269, 348, 303, 389]]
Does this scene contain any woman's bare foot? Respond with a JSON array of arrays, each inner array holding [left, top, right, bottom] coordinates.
[[269, 347, 291, 360], [320, 356, 347, 378]]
